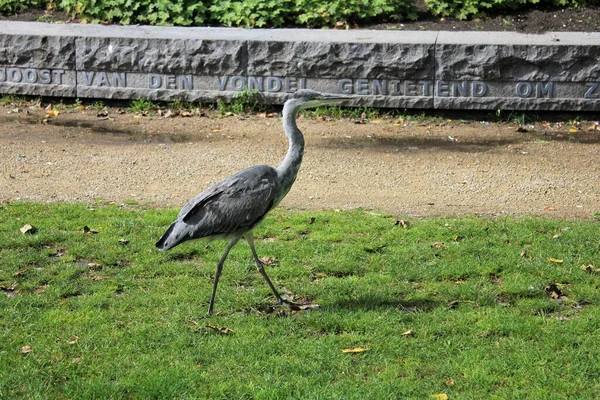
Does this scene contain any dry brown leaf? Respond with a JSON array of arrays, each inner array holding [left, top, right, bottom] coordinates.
[[446, 379, 455, 386], [259, 256, 279, 267], [68, 337, 79, 345], [180, 110, 193, 117], [92, 276, 104, 281], [0, 282, 18, 292], [35, 285, 48, 293], [20, 224, 37, 234], [83, 226, 98, 234], [13, 268, 28, 277], [395, 219, 409, 228], [46, 109, 59, 117], [21, 345, 32, 354], [431, 241, 444, 249], [582, 264, 600, 274], [401, 329, 414, 336], [207, 325, 233, 334], [342, 347, 369, 353], [547, 257, 564, 263]]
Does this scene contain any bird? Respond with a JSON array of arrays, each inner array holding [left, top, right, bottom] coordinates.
[[156, 89, 351, 315]]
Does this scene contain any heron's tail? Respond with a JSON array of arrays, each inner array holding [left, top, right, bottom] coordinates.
[[156, 221, 177, 251]]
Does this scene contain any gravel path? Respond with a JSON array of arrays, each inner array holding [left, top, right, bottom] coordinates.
[[2, 105, 599, 219]]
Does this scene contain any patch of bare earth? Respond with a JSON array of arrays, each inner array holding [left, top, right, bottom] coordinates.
[[1, 104, 599, 219]]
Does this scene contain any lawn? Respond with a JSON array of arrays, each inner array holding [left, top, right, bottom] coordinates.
[[1, 202, 599, 399]]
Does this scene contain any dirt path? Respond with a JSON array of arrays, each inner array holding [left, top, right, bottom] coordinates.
[[1, 104, 599, 219]]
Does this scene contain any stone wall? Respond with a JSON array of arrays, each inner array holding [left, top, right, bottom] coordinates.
[[0, 21, 598, 110]]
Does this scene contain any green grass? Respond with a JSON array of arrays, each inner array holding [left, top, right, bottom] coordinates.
[[1, 202, 600, 398]]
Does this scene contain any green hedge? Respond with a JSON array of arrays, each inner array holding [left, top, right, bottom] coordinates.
[[1, 0, 597, 26], [426, 0, 599, 20], [55, 0, 417, 27]]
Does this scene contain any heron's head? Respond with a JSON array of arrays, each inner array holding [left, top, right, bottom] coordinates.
[[288, 89, 351, 110]]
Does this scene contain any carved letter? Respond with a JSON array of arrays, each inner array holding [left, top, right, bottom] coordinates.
[[166, 75, 177, 89], [285, 77, 297, 93], [179, 75, 193, 90], [405, 80, 417, 96], [215, 75, 228, 91], [24, 69, 38, 83], [472, 81, 488, 97], [373, 79, 387, 95], [452, 81, 468, 97], [149, 74, 162, 89], [584, 82, 599, 99], [113, 72, 126, 88], [516, 82, 533, 98], [419, 80, 433, 96], [266, 77, 281, 92], [97, 72, 109, 87], [299, 78, 307, 89], [39, 69, 51, 84], [248, 76, 263, 91], [82, 71, 95, 86], [339, 79, 353, 94], [231, 76, 246, 91], [52, 70, 65, 85], [8, 68, 22, 83], [0, 67, 5, 82], [436, 80, 449, 97], [535, 82, 554, 98], [356, 79, 369, 95]]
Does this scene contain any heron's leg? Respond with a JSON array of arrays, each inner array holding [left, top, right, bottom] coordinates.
[[207, 237, 239, 316], [244, 232, 289, 304]]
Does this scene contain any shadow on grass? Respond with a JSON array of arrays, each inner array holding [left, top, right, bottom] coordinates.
[[332, 294, 442, 313]]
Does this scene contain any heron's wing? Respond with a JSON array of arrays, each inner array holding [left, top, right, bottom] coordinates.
[[179, 165, 280, 237]]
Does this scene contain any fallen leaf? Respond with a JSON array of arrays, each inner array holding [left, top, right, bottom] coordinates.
[[163, 109, 173, 118], [401, 329, 414, 336], [569, 127, 578, 133], [431, 241, 444, 249], [180, 110, 193, 117], [342, 347, 369, 353], [83, 226, 98, 234], [259, 256, 279, 267], [20, 224, 37, 234], [587, 124, 598, 131], [13, 268, 28, 277], [395, 219, 409, 228], [430, 394, 448, 400], [547, 257, 564, 263], [46, 109, 59, 117], [21, 345, 32, 354], [87, 262, 101, 269], [0, 282, 18, 292], [516, 126, 528, 133], [581, 264, 600, 274], [68, 336, 79, 345], [206, 325, 233, 334], [35, 285, 48, 293], [446, 379, 455, 386], [118, 238, 129, 245], [92, 276, 104, 281]]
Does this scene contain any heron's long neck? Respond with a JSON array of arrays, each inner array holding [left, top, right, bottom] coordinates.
[[276, 102, 305, 190]]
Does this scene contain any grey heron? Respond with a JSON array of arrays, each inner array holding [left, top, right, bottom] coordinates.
[[156, 90, 350, 315]]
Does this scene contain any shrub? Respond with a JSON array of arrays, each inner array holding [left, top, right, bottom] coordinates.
[[0, 0, 50, 14], [58, 0, 209, 25], [209, 0, 293, 28], [295, 0, 418, 27]]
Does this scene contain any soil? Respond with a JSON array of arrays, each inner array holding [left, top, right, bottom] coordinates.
[[2, 103, 599, 219], [3, 3, 600, 33]]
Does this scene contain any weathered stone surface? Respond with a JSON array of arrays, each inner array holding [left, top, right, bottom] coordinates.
[[0, 22, 598, 111], [76, 37, 246, 75]]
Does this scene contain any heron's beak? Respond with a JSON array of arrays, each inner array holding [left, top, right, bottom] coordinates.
[[319, 93, 353, 104]]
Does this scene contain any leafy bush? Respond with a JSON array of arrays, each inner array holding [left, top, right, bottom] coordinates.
[[426, 0, 596, 20], [209, 0, 292, 28], [58, 0, 208, 25], [295, 0, 417, 27], [0, 0, 49, 14]]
